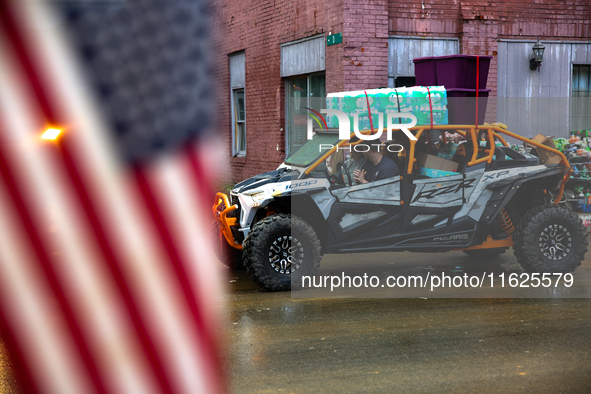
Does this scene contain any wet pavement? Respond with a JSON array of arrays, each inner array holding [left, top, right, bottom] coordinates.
[[224, 248, 591, 393], [1, 248, 591, 393]]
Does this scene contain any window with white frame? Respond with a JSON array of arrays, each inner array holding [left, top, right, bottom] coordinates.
[[233, 89, 245, 152], [230, 52, 246, 156]]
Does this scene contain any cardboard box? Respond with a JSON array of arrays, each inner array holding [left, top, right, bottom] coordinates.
[[416, 152, 459, 172], [528, 134, 562, 165], [419, 167, 457, 178]]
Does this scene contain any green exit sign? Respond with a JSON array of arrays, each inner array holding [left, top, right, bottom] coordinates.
[[326, 33, 342, 46]]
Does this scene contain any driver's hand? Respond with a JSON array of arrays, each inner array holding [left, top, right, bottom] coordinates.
[[353, 169, 368, 184]]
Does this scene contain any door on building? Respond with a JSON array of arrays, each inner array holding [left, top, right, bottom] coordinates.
[[285, 72, 325, 156]]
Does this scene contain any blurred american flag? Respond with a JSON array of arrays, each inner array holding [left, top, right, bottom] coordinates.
[[0, 0, 226, 393]]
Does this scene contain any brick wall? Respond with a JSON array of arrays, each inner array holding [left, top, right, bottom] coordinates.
[[388, 0, 591, 123], [213, 0, 394, 183], [388, 0, 591, 39], [326, 0, 346, 94], [213, 0, 591, 183], [343, 0, 389, 91], [388, 0, 460, 37], [212, 0, 345, 184], [388, 0, 591, 92]]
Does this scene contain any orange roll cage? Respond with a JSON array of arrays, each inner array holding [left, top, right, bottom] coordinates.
[[214, 125, 571, 251], [304, 124, 571, 204]]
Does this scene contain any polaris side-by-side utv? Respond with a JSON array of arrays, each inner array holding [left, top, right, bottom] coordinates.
[[213, 124, 588, 291]]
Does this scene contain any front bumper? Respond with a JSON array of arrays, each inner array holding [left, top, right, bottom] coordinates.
[[212, 192, 243, 250]]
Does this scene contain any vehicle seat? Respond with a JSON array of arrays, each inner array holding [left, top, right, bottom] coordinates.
[[452, 142, 475, 173], [385, 140, 408, 175]]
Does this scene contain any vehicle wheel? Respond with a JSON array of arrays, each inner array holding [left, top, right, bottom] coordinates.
[[513, 204, 588, 273], [212, 221, 243, 269], [463, 247, 508, 260], [243, 214, 322, 291]]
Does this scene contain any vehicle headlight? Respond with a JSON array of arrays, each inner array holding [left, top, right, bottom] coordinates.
[[250, 191, 266, 203]]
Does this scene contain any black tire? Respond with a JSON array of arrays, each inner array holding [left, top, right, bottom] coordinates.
[[243, 214, 322, 291], [212, 221, 243, 269], [513, 204, 588, 273], [463, 247, 508, 260]]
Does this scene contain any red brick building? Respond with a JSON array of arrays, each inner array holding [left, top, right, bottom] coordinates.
[[212, 0, 591, 183]]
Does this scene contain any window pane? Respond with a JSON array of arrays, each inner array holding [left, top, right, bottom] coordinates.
[[585, 66, 589, 96], [572, 65, 591, 130], [238, 123, 246, 152], [289, 77, 308, 113], [310, 74, 325, 98], [573, 65, 580, 93], [286, 74, 327, 156], [309, 74, 326, 122], [286, 76, 309, 155], [579, 66, 589, 95], [235, 90, 245, 121], [232, 88, 245, 155]]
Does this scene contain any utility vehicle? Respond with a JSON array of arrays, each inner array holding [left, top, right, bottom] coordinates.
[[213, 124, 587, 291]]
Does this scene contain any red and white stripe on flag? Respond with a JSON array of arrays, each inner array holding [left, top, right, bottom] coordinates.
[[0, 1, 227, 393]]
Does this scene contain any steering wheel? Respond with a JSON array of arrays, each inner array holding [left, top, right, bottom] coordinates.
[[321, 168, 336, 185], [337, 161, 353, 187]]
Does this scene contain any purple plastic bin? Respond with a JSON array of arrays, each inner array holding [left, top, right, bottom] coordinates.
[[413, 56, 438, 86], [436, 55, 491, 90], [446, 88, 490, 125], [465, 56, 492, 90], [413, 55, 492, 90]]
